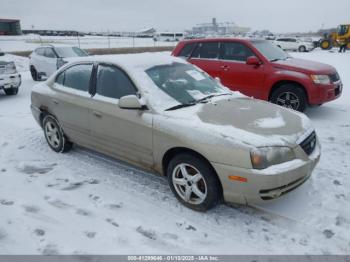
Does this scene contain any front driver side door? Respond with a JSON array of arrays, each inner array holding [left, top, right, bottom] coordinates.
[[89, 63, 154, 169], [217, 41, 267, 99]]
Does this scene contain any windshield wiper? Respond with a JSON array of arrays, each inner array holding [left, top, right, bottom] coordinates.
[[165, 93, 232, 111], [270, 58, 281, 62], [194, 93, 232, 103], [165, 102, 197, 111]]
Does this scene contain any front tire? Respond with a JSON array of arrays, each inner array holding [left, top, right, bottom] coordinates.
[[43, 115, 72, 153], [167, 153, 222, 212], [270, 84, 307, 112], [320, 39, 332, 50], [4, 87, 18, 96]]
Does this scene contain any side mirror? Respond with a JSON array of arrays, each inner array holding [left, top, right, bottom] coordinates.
[[118, 95, 146, 110], [0, 51, 5, 56], [215, 77, 222, 84], [246, 56, 261, 67]]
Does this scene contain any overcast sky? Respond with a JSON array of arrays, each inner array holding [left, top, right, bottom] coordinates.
[[1, 0, 349, 33]]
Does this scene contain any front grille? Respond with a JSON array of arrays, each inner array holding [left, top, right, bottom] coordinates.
[[300, 131, 316, 155], [335, 86, 341, 96], [329, 73, 340, 83]]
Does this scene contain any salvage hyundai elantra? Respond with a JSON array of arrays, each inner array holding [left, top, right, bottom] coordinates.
[[31, 53, 320, 211]]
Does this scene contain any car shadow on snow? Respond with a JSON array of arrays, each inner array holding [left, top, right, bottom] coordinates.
[[304, 104, 345, 121]]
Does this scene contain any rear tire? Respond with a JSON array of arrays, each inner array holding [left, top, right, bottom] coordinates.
[[298, 46, 306, 52], [167, 153, 222, 212], [4, 87, 18, 96], [42, 115, 72, 153], [270, 84, 307, 112]]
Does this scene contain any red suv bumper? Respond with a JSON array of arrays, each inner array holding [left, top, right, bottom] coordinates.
[[308, 81, 342, 105]]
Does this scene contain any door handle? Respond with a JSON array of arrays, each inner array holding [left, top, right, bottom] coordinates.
[[92, 111, 102, 118], [220, 65, 230, 71], [52, 99, 59, 105]]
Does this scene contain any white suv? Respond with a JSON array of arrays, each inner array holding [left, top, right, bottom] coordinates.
[[273, 37, 314, 52], [29, 45, 88, 81], [0, 51, 21, 96]]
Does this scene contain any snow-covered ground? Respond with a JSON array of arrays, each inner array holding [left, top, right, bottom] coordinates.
[[0, 35, 175, 52], [0, 49, 349, 255]]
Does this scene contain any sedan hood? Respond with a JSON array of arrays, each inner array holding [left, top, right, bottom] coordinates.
[[272, 58, 336, 75], [166, 97, 313, 148]]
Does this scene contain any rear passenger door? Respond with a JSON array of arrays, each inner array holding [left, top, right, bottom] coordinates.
[[89, 64, 154, 169], [52, 63, 93, 145], [217, 41, 267, 98], [187, 42, 222, 80]]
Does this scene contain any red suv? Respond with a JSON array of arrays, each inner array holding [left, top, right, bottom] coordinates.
[[172, 38, 342, 111]]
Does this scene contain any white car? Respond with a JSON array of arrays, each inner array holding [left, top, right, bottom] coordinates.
[[273, 37, 314, 52], [0, 51, 21, 96], [29, 45, 89, 81]]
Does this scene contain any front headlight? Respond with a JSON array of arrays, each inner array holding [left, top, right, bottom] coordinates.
[[250, 147, 295, 170], [310, 75, 331, 85]]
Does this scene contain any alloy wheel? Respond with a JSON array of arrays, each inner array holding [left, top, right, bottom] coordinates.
[[44, 120, 61, 149], [276, 91, 300, 110], [172, 163, 207, 205]]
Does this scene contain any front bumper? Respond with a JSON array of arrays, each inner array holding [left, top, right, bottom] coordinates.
[[0, 73, 21, 90], [212, 142, 321, 205], [308, 81, 342, 105]]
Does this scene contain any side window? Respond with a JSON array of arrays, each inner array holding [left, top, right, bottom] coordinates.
[[178, 43, 197, 57], [57, 64, 92, 92], [55, 72, 65, 85], [219, 42, 255, 62], [192, 42, 219, 59], [35, 48, 45, 56], [44, 48, 56, 58], [96, 65, 136, 99]]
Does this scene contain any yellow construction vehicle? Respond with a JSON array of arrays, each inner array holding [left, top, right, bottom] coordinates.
[[320, 24, 350, 50]]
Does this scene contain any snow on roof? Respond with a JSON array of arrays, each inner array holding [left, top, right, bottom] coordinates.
[[68, 52, 187, 71]]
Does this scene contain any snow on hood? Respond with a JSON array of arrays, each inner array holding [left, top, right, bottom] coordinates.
[[272, 58, 336, 75], [161, 96, 313, 148]]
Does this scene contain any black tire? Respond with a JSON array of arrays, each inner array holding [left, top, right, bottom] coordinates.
[[298, 45, 306, 52], [270, 84, 307, 112], [320, 39, 332, 50], [30, 66, 40, 81], [167, 153, 222, 212], [42, 115, 72, 153], [4, 87, 18, 96]]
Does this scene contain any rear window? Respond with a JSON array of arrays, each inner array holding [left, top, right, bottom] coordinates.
[[178, 43, 197, 57]]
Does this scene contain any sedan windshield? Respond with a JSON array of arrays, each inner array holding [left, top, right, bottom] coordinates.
[[146, 63, 227, 105], [54, 47, 88, 58], [252, 40, 290, 61]]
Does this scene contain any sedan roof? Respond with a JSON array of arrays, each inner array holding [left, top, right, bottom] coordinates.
[[66, 52, 186, 71]]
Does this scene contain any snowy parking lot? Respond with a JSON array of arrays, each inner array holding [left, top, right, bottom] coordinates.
[[0, 49, 350, 254]]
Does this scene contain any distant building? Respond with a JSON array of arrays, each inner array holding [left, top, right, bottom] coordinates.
[[0, 18, 22, 35], [191, 18, 250, 36]]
